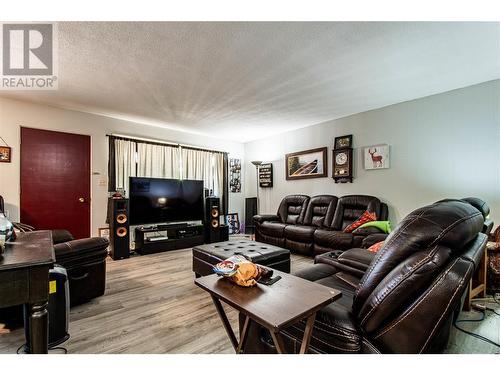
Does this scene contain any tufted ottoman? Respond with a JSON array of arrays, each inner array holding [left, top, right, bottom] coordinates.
[[192, 240, 290, 277]]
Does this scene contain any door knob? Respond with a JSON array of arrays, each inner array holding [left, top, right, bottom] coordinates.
[[78, 197, 85, 203]]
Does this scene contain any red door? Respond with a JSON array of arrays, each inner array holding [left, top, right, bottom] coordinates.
[[20, 127, 91, 239]]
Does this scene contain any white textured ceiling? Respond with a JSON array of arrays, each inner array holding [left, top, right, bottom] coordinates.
[[2, 22, 500, 142]]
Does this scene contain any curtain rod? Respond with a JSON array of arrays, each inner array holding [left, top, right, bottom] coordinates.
[[106, 133, 228, 155]]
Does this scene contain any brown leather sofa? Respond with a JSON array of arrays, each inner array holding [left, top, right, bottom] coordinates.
[[254, 194, 389, 256], [316, 197, 494, 278], [242, 198, 488, 353]]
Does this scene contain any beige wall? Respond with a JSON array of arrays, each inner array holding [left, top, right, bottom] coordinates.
[[0, 97, 245, 237], [2, 80, 499, 236], [244, 80, 500, 225]]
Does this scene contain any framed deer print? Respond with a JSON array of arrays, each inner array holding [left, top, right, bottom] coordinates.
[[364, 144, 390, 170]]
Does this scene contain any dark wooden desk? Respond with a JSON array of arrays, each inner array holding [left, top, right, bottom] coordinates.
[[195, 270, 342, 354], [0, 231, 54, 354]]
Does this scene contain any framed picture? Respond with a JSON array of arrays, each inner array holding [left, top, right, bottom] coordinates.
[[97, 227, 110, 251], [0, 146, 12, 163], [229, 158, 241, 193], [285, 147, 328, 180], [364, 144, 390, 170], [258, 163, 273, 188], [226, 213, 240, 235], [334, 135, 352, 149], [98, 227, 110, 240]]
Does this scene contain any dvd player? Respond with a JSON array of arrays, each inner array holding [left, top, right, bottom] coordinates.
[[147, 236, 169, 242]]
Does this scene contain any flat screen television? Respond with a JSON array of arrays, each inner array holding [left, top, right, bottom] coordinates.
[[129, 177, 204, 225]]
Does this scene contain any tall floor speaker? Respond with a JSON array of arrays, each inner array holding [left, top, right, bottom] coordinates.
[[108, 198, 130, 260], [245, 197, 258, 234], [205, 197, 229, 243]]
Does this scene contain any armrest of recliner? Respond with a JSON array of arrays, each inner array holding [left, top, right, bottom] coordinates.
[[337, 248, 375, 272], [361, 233, 389, 249], [484, 218, 493, 236], [315, 247, 375, 278], [253, 214, 279, 224], [51, 229, 75, 244], [54, 237, 109, 262]]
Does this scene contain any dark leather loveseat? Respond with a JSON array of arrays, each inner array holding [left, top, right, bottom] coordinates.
[[314, 197, 495, 279], [242, 198, 488, 353], [254, 194, 388, 256]]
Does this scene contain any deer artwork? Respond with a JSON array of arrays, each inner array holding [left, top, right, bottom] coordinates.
[[368, 148, 383, 168]]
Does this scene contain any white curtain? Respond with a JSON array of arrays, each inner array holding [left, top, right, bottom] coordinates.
[[181, 148, 213, 189], [115, 139, 137, 192], [113, 138, 225, 207], [137, 143, 180, 179], [212, 152, 225, 200], [181, 148, 225, 200]]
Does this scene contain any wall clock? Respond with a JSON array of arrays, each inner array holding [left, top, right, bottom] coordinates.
[[333, 148, 353, 183]]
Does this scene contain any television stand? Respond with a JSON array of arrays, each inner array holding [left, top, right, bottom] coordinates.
[[134, 223, 204, 255]]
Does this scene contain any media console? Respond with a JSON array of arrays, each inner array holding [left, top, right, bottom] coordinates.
[[134, 223, 205, 255]]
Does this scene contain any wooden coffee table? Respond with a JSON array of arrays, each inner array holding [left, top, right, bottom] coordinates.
[[195, 270, 342, 354]]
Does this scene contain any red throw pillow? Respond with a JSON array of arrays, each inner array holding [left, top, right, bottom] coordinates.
[[343, 211, 377, 233], [368, 241, 385, 253]]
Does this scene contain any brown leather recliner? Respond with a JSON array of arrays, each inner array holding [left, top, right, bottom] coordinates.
[[243, 199, 488, 353], [0, 194, 109, 307], [54, 237, 109, 306], [254, 194, 388, 256]]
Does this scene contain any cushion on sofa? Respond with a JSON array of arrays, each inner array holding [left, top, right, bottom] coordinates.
[[359, 220, 392, 234], [302, 195, 338, 227], [284, 225, 316, 242], [259, 222, 287, 237], [277, 195, 310, 224], [368, 241, 385, 253], [331, 195, 382, 231], [314, 229, 353, 250], [343, 210, 377, 233]]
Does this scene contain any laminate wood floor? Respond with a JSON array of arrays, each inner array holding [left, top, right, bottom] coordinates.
[[0, 247, 311, 354], [1, 247, 498, 354]]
